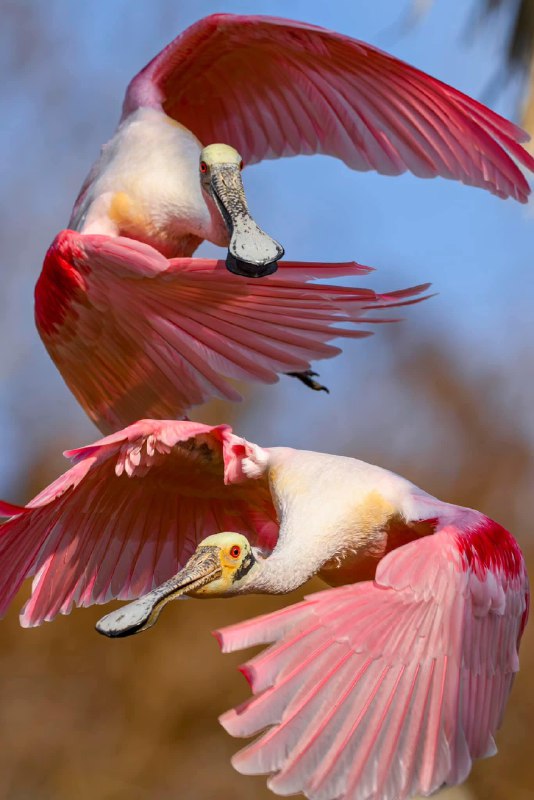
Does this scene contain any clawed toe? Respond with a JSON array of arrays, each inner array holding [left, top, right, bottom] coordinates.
[[286, 370, 330, 393]]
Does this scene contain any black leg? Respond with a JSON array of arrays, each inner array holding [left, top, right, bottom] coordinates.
[[286, 370, 330, 393]]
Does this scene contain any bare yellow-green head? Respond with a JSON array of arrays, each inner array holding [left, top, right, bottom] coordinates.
[[200, 143, 242, 169], [190, 532, 256, 596]]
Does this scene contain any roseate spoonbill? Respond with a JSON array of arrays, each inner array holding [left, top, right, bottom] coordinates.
[[0, 420, 527, 800], [35, 14, 534, 434]]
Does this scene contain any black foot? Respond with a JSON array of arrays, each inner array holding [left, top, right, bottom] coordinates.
[[286, 370, 330, 393]]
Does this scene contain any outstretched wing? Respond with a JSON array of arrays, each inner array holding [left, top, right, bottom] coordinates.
[[0, 420, 278, 628], [35, 230, 428, 434], [216, 509, 528, 800], [124, 14, 534, 202]]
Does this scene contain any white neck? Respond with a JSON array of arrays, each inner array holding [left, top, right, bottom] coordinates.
[[70, 107, 228, 255], [234, 446, 424, 595], [248, 541, 332, 594]]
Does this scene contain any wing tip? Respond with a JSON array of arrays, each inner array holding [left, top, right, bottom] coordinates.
[[0, 500, 28, 518]]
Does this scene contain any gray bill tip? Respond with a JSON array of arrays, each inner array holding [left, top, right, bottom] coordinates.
[[226, 252, 280, 278], [95, 596, 156, 638]]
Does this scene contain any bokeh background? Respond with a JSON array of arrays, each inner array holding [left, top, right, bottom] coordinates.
[[1, 1, 533, 798]]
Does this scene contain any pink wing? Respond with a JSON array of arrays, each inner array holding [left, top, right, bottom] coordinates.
[[124, 14, 534, 202], [216, 507, 529, 800], [35, 230, 428, 433], [0, 420, 278, 628]]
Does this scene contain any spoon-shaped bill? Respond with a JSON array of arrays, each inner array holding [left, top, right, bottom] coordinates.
[[95, 546, 222, 638], [208, 164, 284, 278], [226, 218, 284, 278]]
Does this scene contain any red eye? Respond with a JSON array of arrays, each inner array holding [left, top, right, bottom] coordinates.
[[239, 160, 244, 170], [230, 545, 241, 559], [200, 161, 207, 174]]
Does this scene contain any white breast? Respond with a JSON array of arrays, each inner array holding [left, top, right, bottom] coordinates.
[[70, 107, 226, 254]]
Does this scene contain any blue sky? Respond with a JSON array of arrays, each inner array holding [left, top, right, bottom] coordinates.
[[0, 0, 532, 497]]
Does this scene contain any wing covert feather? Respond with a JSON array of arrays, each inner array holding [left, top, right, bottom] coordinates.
[[124, 14, 534, 202], [0, 421, 278, 627]]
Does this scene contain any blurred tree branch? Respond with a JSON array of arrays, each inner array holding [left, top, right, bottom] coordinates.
[[422, 0, 534, 137], [480, 0, 534, 70]]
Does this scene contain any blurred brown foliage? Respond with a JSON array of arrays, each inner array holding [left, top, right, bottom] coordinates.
[[0, 331, 532, 800]]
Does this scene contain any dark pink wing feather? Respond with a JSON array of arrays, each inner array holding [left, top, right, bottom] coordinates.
[[0, 420, 278, 627], [216, 506, 528, 800], [35, 230, 429, 434], [124, 14, 534, 201]]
